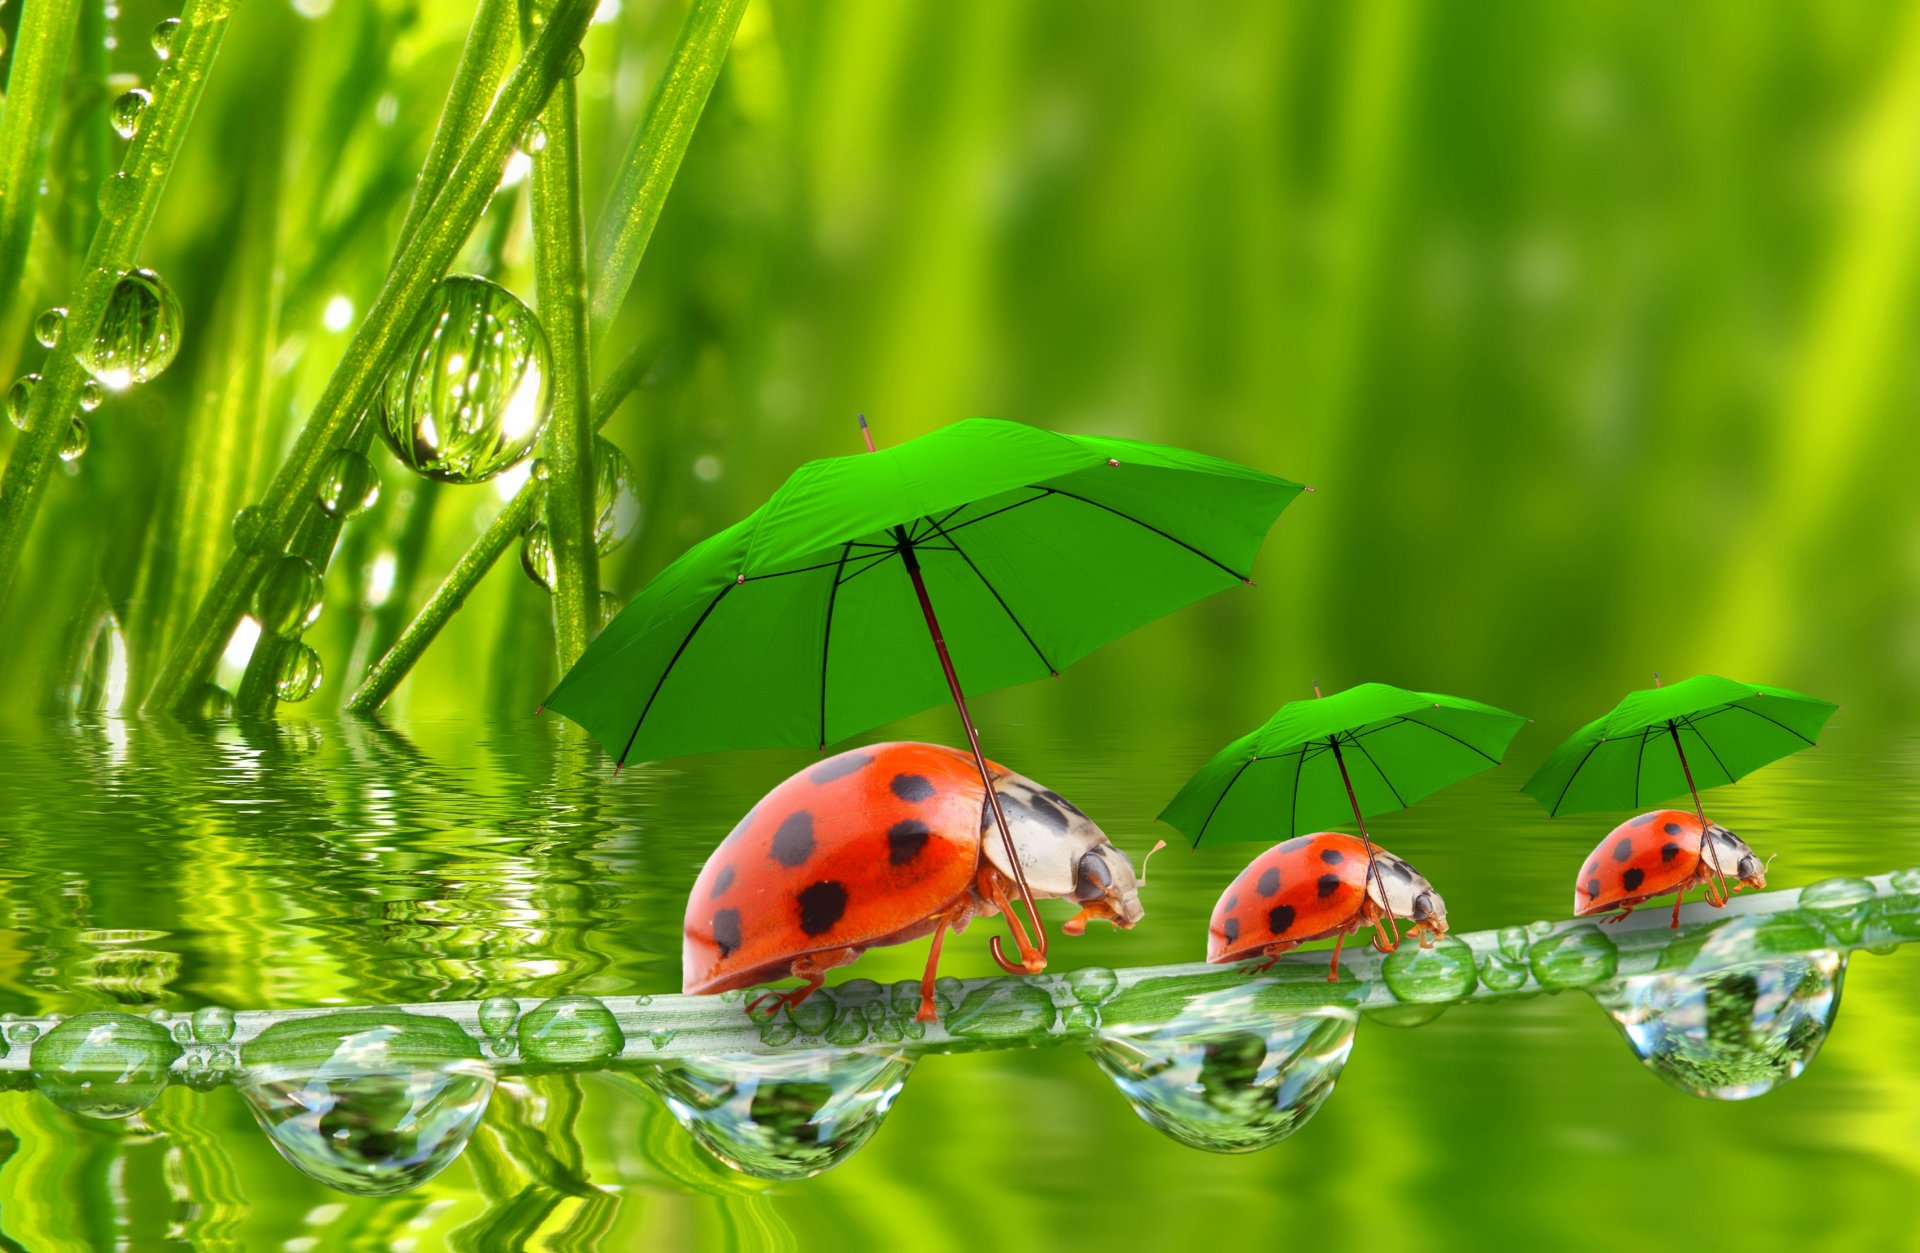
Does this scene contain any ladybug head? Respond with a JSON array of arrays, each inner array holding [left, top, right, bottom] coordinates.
[[1705, 823, 1769, 892], [1365, 848, 1448, 945], [981, 770, 1147, 933], [1406, 885, 1448, 944]]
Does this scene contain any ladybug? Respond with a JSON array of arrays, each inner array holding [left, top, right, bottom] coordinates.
[[1206, 833, 1448, 981], [684, 741, 1149, 1022], [1573, 809, 1770, 927]]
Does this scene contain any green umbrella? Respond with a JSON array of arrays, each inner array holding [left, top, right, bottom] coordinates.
[[546, 416, 1304, 970], [1158, 681, 1528, 942]]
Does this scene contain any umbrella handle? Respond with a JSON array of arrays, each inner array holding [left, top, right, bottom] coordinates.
[[982, 862, 1049, 973]]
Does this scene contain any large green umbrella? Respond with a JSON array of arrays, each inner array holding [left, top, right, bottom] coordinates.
[[546, 416, 1303, 970], [1158, 681, 1528, 942]]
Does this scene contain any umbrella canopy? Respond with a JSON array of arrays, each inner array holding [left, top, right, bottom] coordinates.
[[1159, 682, 1529, 846], [1521, 673, 1838, 818]]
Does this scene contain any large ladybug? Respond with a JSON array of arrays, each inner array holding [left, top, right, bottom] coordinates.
[[684, 741, 1148, 1022], [1206, 833, 1448, 981], [1573, 809, 1770, 927]]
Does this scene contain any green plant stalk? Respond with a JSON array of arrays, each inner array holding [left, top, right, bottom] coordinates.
[[0, 0, 82, 316], [345, 346, 651, 713], [531, 76, 601, 669], [145, 0, 597, 716], [0, 873, 1908, 1081], [0, 0, 231, 611], [587, 0, 750, 330]]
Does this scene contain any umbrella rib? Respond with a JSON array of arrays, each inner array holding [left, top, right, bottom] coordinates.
[[1394, 717, 1504, 765], [745, 555, 864, 581], [616, 581, 740, 769], [1685, 720, 1735, 781], [1290, 745, 1306, 834], [832, 549, 906, 588], [1347, 734, 1406, 808], [1043, 488, 1250, 581], [1719, 701, 1819, 747], [1633, 726, 1649, 807], [816, 542, 853, 748], [1351, 716, 1412, 740], [1194, 756, 1257, 847], [936, 489, 1053, 537], [1550, 739, 1604, 817], [921, 517, 1055, 674]]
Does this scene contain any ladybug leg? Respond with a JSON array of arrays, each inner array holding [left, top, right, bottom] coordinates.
[[1670, 888, 1685, 928], [746, 948, 860, 1019], [916, 912, 961, 1023], [1238, 944, 1286, 976], [1326, 926, 1349, 982], [980, 870, 1047, 975], [1600, 905, 1634, 924]]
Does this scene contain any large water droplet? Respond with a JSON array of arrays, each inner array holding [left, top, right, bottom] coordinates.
[[34, 307, 66, 348], [253, 555, 323, 637], [78, 380, 104, 412], [152, 16, 180, 58], [1067, 966, 1119, 1005], [7, 373, 39, 430], [191, 1006, 235, 1043], [1380, 936, 1477, 1003], [31, 1011, 182, 1119], [237, 1010, 494, 1197], [110, 88, 151, 139], [648, 1050, 912, 1180], [592, 437, 641, 554], [316, 447, 380, 519], [520, 521, 554, 591], [274, 642, 322, 702], [1590, 914, 1843, 1100], [1799, 875, 1877, 945], [1528, 926, 1619, 988], [1088, 989, 1356, 1153], [373, 274, 552, 484], [944, 980, 1058, 1039], [515, 995, 623, 1065], [76, 267, 183, 388]]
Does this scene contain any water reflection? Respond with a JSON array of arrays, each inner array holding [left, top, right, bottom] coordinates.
[[30, 1011, 181, 1119]]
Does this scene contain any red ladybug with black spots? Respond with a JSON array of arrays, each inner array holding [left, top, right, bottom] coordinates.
[[1574, 809, 1770, 927], [684, 741, 1149, 1022], [1206, 833, 1449, 981]]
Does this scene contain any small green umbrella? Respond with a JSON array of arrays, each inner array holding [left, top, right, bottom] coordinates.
[[1521, 675, 1837, 894], [1158, 681, 1528, 942], [546, 416, 1303, 971]]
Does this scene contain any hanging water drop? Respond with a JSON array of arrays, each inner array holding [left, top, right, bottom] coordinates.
[[274, 642, 322, 702], [187, 683, 235, 719], [1380, 936, 1478, 1003], [231, 505, 269, 553], [110, 88, 151, 139], [516, 995, 623, 1065], [78, 380, 104, 412], [253, 554, 324, 637], [520, 521, 555, 591], [152, 16, 179, 58], [316, 447, 380, 519], [34, 307, 66, 348], [562, 46, 584, 77], [237, 1009, 495, 1197], [646, 1050, 913, 1180], [60, 417, 90, 463], [1088, 991, 1357, 1153], [373, 274, 552, 484], [597, 589, 621, 627], [7, 374, 38, 430], [31, 1011, 183, 1119], [476, 997, 519, 1039], [191, 1005, 235, 1043], [592, 437, 641, 554], [76, 267, 184, 388], [520, 121, 547, 153]]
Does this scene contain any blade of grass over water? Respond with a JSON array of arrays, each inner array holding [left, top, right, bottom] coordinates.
[[145, 0, 597, 716], [0, 0, 82, 318], [0, 0, 234, 611], [586, 0, 750, 330], [345, 345, 653, 714]]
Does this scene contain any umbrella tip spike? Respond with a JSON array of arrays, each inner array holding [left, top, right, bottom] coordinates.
[[1303, 484, 1317, 493], [1243, 577, 1257, 587], [533, 705, 543, 715]]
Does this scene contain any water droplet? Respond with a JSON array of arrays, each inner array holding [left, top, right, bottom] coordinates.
[[315, 447, 380, 519], [1528, 926, 1619, 988], [60, 417, 89, 462], [1363, 1002, 1449, 1028], [1380, 936, 1478, 1003], [592, 437, 641, 554], [1498, 926, 1530, 962], [758, 1019, 798, 1047], [7, 373, 39, 429], [76, 267, 184, 388], [647, 1027, 677, 1049], [191, 1005, 234, 1043], [231, 505, 269, 553], [1799, 875, 1877, 945], [647, 1050, 912, 1180], [237, 1009, 494, 1197], [1890, 867, 1920, 899], [152, 16, 180, 58], [944, 981, 1058, 1040], [562, 46, 584, 77], [519, 522, 555, 591], [515, 995, 623, 1065], [274, 642, 322, 703], [253, 554, 323, 637], [530, 457, 550, 482], [1590, 915, 1843, 1100], [187, 683, 234, 719], [98, 171, 138, 221], [1478, 952, 1531, 993], [1088, 992, 1357, 1153], [520, 121, 547, 152], [110, 88, 151, 139], [787, 991, 834, 1036], [7, 1020, 43, 1045], [598, 590, 621, 627], [373, 274, 552, 484], [31, 1011, 182, 1119], [34, 307, 66, 348], [78, 380, 103, 412], [476, 997, 519, 1039], [1067, 966, 1119, 1005], [823, 1009, 869, 1047]]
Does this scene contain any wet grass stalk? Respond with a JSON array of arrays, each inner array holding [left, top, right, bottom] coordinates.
[[0, 0, 232, 610], [144, 0, 596, 716], [0, 0, 82, 324]]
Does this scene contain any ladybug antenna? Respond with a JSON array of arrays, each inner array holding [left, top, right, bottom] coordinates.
[[1764, 852, 1778, 875], [1136, 839, 1167, 886]]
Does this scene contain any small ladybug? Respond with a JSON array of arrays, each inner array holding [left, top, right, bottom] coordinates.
[[1206, 833, 1448, 981], [684, 741, 1149, 1022], [1573, 809, 1770, 927]]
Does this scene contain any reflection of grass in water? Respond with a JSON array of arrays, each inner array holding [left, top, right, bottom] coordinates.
[[1643, 960, 1837, 1096]]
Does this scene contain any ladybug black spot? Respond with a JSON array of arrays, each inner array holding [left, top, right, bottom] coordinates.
[[1268, 904, 1296, 934], [711, 908, 742, 958], [1660, 842, 1681, 863], [1317, 873, 1341, 899], [710, 864, 735, 898], [1320, 848, 1344, 864], [1025, 793, 1070, 831], [1278, 836, 1314, 853], [1612, 838, 1634, 862], [888, 819, 931, 865], [1622, 867, 1646, 892], [1630, 813, 1658, 827], [809, 752, 873, 784], [1585, 860, 1598, 877], [1663, 822, 1683, 837], [797, 881, 848, 936], [1221, 916, 1241, 945], [890, 773, 936, 803], [1257, 867, 1281, 897], [770, 812, 816, 867], [1585, 877, 1602, 900], [1040, 787, 1086, 818]]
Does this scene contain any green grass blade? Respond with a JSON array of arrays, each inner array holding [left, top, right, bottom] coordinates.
[[0, 0, 82, 312]]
